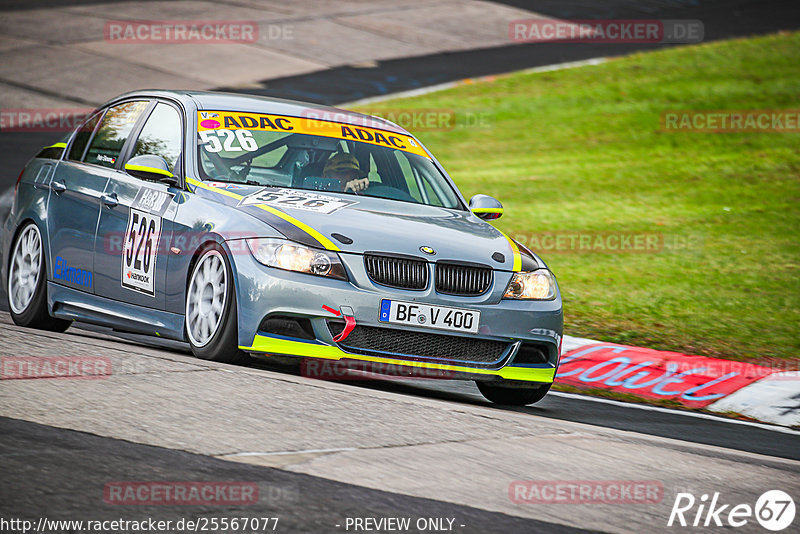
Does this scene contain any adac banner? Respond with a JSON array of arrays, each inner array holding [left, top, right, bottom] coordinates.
[[556, 343, 779, 408], [197, 110, 430, 158]]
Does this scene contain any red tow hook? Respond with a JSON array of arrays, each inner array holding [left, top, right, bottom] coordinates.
[[333, 316, 356, 342], [322, 305, 356, 342]]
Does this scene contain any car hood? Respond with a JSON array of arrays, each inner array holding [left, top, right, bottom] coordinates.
[[192, 183, 536, 271]]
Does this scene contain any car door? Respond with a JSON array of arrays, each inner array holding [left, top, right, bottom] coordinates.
[[47, 100, 149, 294], [93, 101, 184, 309]]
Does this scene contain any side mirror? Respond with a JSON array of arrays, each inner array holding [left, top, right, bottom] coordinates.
[[125, 154, 178, 185], [469, 194, 504, 220]]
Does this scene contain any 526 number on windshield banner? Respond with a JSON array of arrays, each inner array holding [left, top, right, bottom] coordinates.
[[122, 208, 161, 296]]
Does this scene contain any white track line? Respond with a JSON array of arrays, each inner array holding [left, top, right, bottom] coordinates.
[[225, 447, 357, 457], [344, 57, 609, 106], [548, 391, 800, 435]]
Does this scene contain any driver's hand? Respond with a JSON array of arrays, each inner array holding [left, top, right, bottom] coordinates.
[[344, 178, 369, 193]]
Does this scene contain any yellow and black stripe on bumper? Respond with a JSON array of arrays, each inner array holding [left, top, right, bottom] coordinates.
[[240, 334, 555, 383]]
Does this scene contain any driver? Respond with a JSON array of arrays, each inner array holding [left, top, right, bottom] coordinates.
[[322, 153, 370, 193]]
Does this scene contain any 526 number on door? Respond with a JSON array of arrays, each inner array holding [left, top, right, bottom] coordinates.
[[122, 208, 161, 296]]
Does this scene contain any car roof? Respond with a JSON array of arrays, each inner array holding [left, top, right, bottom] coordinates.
[[105, 89, 408, 134]]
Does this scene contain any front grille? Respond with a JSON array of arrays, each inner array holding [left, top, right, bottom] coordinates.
[[328, 322, 509, 365], [435, 263, 493, 296], [364, 254, 428, 290]]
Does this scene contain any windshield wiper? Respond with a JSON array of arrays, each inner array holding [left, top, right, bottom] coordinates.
[[245, 180, 279, 187], [203, 177, 277, 187]]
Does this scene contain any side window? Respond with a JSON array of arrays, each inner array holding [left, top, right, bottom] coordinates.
[[394, 151, 424, 202], [366, 154, 382, 184], [132, 102, 183, 172], [84, 100, 149, 168], [67, 111, 103, 162]]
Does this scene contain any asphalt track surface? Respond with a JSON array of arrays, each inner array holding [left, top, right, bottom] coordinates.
[[1, 417, 588, 534], [75, 324, 800, 461], [2, 2, 800, 532], [0, 316, 798, 533], [218, 0, 800, 105]]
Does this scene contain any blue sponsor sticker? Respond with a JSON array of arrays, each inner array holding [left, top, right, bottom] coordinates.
[[379, 299, 391, 322], [54, 256, 92, 287]]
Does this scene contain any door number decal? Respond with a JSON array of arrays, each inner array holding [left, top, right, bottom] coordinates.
[[122, 208, 161, 296]]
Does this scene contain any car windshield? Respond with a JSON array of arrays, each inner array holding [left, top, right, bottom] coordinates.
[[195, 110, 462, 208]]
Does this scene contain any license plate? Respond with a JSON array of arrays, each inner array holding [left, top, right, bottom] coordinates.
[[378, 299, 480, 334]]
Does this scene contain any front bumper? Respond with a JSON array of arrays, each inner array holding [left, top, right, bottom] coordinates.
[[233, 247, 563, 383]]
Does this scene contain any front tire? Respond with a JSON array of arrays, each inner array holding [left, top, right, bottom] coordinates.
[[185, 245, 247, 363], [7, 222, 70, 332], [476, 381, 552, 406]]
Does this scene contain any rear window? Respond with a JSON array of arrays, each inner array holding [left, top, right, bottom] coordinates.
[[84, 101, 149, 168], [67, 111, 102, 162]]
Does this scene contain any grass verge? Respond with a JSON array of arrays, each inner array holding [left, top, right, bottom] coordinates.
[[355, 32, 800, 363]]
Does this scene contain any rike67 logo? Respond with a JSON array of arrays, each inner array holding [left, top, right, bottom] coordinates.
[[668, 490, 795, 531]]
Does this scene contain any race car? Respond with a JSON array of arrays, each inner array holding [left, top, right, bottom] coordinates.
[[2, 90, 563, 405]]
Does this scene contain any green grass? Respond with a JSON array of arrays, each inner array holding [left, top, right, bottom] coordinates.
[[355, 32, 800, 362]]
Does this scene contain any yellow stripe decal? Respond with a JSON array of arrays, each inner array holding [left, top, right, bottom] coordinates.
[[496, 229, 522, 272], [46, 142, 67, 149], [255, 204, 340, 251], [240, 335, 555, 383], [186, 177, 340, 251], [125, 163, 174, 178], [186, 176, 243, 200], [471, 207, 504, 214]]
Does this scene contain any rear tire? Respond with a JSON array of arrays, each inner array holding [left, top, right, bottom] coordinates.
[[7, 222, 70, 332], [185, 245, 247, 364], [476, 381, 551, 406]]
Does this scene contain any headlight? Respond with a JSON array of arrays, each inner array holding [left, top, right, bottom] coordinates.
[[503, 269, 557, 300], [246, 238, 347, 280]]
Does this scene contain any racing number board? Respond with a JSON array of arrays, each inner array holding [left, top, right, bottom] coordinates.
[[122, 187, 173, 296]]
